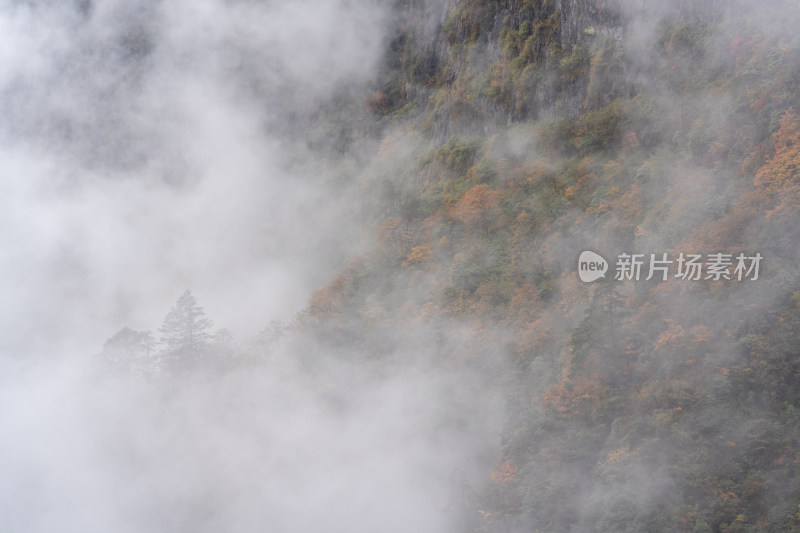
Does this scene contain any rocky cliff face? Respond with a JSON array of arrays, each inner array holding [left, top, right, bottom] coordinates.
[[378, 0, 631, 145], [556, 0, 624, 51]]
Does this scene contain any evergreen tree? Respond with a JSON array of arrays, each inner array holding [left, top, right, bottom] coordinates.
[[158, 290, 213, 370]]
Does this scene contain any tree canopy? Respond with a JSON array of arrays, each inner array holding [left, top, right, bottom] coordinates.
[[159, 289, 213, 355]]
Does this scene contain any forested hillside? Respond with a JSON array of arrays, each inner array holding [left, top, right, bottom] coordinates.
[[13, 0, 800, 531], [293, 0, 800, 530]]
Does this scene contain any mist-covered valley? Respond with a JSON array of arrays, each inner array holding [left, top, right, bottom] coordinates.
[[3, 0, 800, 531]]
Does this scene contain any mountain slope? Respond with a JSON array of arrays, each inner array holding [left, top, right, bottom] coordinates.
[[299, 0, 800, 530]]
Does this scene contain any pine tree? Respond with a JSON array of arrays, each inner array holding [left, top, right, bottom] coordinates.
[[158, 290, 213, 368]]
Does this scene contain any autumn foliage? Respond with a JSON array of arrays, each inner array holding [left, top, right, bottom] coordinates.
[[754, 108, 800, 216], [298, 2, 800, 530], [448, 183, 500, 234]]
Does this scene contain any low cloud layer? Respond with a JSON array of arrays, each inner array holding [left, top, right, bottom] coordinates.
[[0, 2, 508, 532], [0, 351, 501, 533], [0, 0, 385, 358]]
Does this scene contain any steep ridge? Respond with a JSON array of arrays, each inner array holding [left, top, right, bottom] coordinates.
[[299, 0, 800, 530]]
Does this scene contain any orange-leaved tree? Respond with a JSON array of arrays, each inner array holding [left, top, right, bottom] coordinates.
[[754, 107, 800, 216], [449, 183, 500, 236]]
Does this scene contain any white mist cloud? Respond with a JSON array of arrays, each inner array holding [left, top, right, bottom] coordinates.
[[0, 351, 500, 533], [0, 0, 386, 356], [0, 2, 505, 532]]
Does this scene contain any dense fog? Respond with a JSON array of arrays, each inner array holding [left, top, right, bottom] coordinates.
[[0, 1, 501, 532], [3, 0, 800, 531]]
